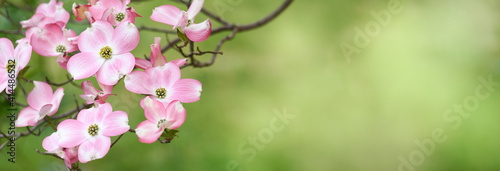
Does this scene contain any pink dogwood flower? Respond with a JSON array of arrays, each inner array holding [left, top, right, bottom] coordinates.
[[15, 81, 64, 127], [31, 23, 78, 61], [151, 0, 212, 42], [135, 37, 187, 70], [20, 0, 70, 39], [135, 97, 186, 143], [42, 132, 79, 168], [80, 80, 114, 105], [72, 0, 97, 21], [0, 38, 31, 94], [84, 0, 141, 26], [57, 103, 130, 163], [67, 20, 139, 85], [124, 62, 202, 106]]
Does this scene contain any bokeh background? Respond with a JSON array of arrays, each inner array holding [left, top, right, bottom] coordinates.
[[1, 0, 500, 170]]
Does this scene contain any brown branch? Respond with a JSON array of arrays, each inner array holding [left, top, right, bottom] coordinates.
[[138, 26, 176, 34]]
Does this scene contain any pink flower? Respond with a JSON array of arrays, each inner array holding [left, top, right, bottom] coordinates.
[[42, 132, 79, 168], [67, 20, 139, 86], [87, 0, 141, 26], [57, 103, 130, 163], [135, 97, 186, 143], [151, 0, 212, 42], [20, 0, 70, 39], [135, 37, 187, 70], [124, 62, 202, 106], [80, 80, 114, 105], [0, 38, 31, 94], [30, 23, 78, 59], [15, 81, 64, 127], [72, 0, 97, 22]]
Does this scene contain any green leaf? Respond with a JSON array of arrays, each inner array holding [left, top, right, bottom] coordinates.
[[177, 28, 189, 44], [160, 129, 180, 142]]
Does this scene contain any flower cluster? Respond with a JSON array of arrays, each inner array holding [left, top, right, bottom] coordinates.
[[3, 0, 210, 169]]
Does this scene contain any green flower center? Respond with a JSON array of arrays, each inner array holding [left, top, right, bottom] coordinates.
[[55, 45, 66, 53], [115, 12, 125, 22], [157, 119, 166, 128], [88, 124, 99, 136], [155, 87, 167, 99], [6, 60, 15, 73], [99, 46, 112, 59]]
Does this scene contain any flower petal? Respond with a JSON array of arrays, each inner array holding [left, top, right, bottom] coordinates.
[[27, 81, 53, 110], [150, 5, 182, 28], [81, 80, 100, 96], [57, 119, 87, 148], [170, 58, 187, 67], [135, 120, 162, 144], [15, 107, 39, 127], [78, 135, 110, 163], [42, 132, 61, 152], [164, 100, 186, 129], [101, 111, 129, 137], [96, 53, 135, 85], [124, 70, 153, 95], [77, 103, 108, 125], [38, 104, 53, 119], [14, 38, 32, 70], [111, 21, 139, 54], [67, 52, 105, 80], [184, 19, 211, 42], [134, 58, 152, 70], [140, 96, 166, 123], [49, 87, 64, 116], [0, 38, 14, 67], [0, 70, 7, 94], [187, 0, 204, 21], [150, 37, 166, 67], [30, 23, 64, 57], [168, 78, 202, 103], [77, 20, 113, 52], [146, 62, 181, 89]]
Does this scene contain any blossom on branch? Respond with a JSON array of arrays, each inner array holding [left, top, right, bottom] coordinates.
[[42, 132, 79, 168], [20, 0, 70, 39], [135, 37, 187, 70], [0, 38, 31, 94], [16, 81, 64, 127], [80, 80, 115, 105], [30, 23, 78, 69]]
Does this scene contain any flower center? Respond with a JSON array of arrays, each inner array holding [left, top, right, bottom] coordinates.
[[55, 45, 66, 53], [99, 46, 112, 59], [88, 124, 99, 136], [155, 87, 166, 99], [6, 60, 15, 73], [157, 119, 166, 128], [115, 12, 125, 22]]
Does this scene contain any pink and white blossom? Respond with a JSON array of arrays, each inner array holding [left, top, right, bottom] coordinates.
[[124, 62, 202, 106], [20, 0, 70, 39], [151, 0, 212, 42], [57, 103, 130, 163], [67, 20, 139, 85], [0, 38, 32, 94], [42, 132, 79, 168], [80, 80, 114, 105], [135, 97, 186, 143], [135, 37, 187, 70], [15, 81, 64, 127], [30, 23, 78, 61], [85, 0, 141, 26]]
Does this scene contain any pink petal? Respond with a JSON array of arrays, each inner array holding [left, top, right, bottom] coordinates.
[[73, 4, 91, 22], [42, 132, 60, 152], [168, 79, 202, 103], [124, 70, 153, 95], [184, 19, 211, 42], [38, 104, 53, 119], [0, 70, 7, 94], [101, 111, 129, 137], [20, 13, 45, 28], [14, 38, 32, 70], [95, 53, 135, 85], [27, 81, 53, 110], [88, 3, 107, 20], [150, 37, 166, 67], [135, 120, 162, 144], [81, 80, 100, 96], [77, 104, 108, 125], [111, 21, 139, 54], [49, 87, 64, 115], [77, 20, 113, 52], [98, 81, 113, 94], [140, 96, 166, 123], [0, 38, 14, 67], [78, 135, 110, 163], [67, 52, 105, 80], [100, 0, 123, 9], [31, 23, 64, 57], [170, 58, 187, 67], [134, 58, 152, 70], [187, 0, 204, 21], [164, 100, 186, 129], [57, 119, 87, 148], [63, 147, 79, 168], [150, 5, 182, 28], [52, 2, 70, 24], [146, 63, 181, 89], [15, 107, 39, 127], [80, 94, 96, 104]]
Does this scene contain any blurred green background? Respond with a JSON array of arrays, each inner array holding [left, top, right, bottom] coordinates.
[[2, 0, 500, 170]]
